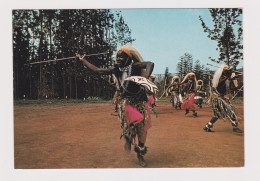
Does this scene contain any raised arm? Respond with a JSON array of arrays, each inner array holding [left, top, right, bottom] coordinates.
[[77, 54, 115, 75], [134, 61, 154, 79]]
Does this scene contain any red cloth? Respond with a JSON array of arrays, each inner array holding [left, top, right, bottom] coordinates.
[[181, 94, 195, 110], [125, 105, 144, 125], [125, 95, 153, 131]]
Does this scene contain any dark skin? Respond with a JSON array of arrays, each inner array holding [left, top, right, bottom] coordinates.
[[116, 50, 131, 68], [169, 75, 195, 87], [168, 75, 195, 94], [175, 75, 196, 96], [77, 50, 154, 79], [216, 69, 237, 96], [79, 50, 154, 164]]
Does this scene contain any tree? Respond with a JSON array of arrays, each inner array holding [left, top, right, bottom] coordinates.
[[13, 10, 37, 99], [193, 60, 203, 80], [176, 53, 193, 79], [114, 12, 135, 47], [163, 67, 172, 92], [176, 53, 212, 86], [199, 8, 243, 67], [12, 9, 135, 100]]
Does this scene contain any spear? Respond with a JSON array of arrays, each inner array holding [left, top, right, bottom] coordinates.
[[158, 85, 171, 99], [231, 85, 244, 100], [158, 82, 184, 99], [28, 51, 110, 65]]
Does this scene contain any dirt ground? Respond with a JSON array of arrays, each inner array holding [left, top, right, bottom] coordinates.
[[14, 102, 244, 168]]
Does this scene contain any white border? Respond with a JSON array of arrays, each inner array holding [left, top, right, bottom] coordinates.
[[1, 0, 260, 181]]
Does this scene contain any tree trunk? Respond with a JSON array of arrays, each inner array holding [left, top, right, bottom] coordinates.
[[51, 75, 54, 98], [38, 11, 44, 99], [29, 69, 32, 99], [69, 75, 72, 99], [75, 75, 78, 99], [87, 76, 91, 97], [39, 64, 42, 99], [93, 80, 96, 97], [63, 73, 66, 99], [14, 65, 17, 99]]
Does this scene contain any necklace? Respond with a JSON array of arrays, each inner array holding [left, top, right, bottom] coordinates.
[[119, 60, 133, 93], [118, 60, 133, 72]]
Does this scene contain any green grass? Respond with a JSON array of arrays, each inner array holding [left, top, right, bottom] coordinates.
[[14, 96, 243, 105], [156, 96, 244, 104], [231, 97, 244, 104], [14, 98, 113, 105]]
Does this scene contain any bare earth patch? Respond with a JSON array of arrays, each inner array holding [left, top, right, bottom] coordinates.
[[14, 102, 244, 168]]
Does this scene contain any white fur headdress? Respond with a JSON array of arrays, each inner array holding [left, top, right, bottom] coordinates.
[[212, 64, 229, 88], [115, 45, 144, 63], [115, 45, 145, 76], [171, 75, 180, 84], [181, 72, 196, 84]]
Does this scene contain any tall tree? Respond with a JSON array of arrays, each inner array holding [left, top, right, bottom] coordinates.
[[13, 10, 34, 99], [163, 67, 172, 92], [193, 59, 203, 80], [176, 53, 193, 79], [199, 8, 243, 67], [13, 9, 135, 100], [114, 12, 135, 47]]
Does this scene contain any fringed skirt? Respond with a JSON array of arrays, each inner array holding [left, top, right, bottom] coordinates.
[[211, 94, 238, 122], [118, 95, 153, 144]]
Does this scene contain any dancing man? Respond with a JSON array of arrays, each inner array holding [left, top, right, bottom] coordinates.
[[195, 80, 205, 108], [203, 65, 243, 133], [77, 45, 156, 167], [169, 75, 182, 109], [180, 72, 198, 117]]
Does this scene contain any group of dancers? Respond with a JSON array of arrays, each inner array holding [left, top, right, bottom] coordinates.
[[77, 45, 243, 167], [165, 65, 242, 133]]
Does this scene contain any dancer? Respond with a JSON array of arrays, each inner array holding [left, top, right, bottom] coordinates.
[[180, 73, 198, 117], [78, 45, 157, 166], [169, 75, 182, 109], [194, 80, 205, 108], [203, 65, 243, 133]]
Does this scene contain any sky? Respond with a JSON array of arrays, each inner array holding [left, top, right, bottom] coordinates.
[[113, 8, 242, 75]]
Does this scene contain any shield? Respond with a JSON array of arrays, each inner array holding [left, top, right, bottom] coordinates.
[[124, 76, 158, 94]]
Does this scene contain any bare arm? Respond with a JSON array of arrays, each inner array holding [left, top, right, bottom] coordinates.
[[77, 54, 115, 75], [134, 61, 154, 79]]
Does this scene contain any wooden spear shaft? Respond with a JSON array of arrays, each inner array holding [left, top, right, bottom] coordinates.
[[231, 85, 244, 100], [29, 51, 109, 65]]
